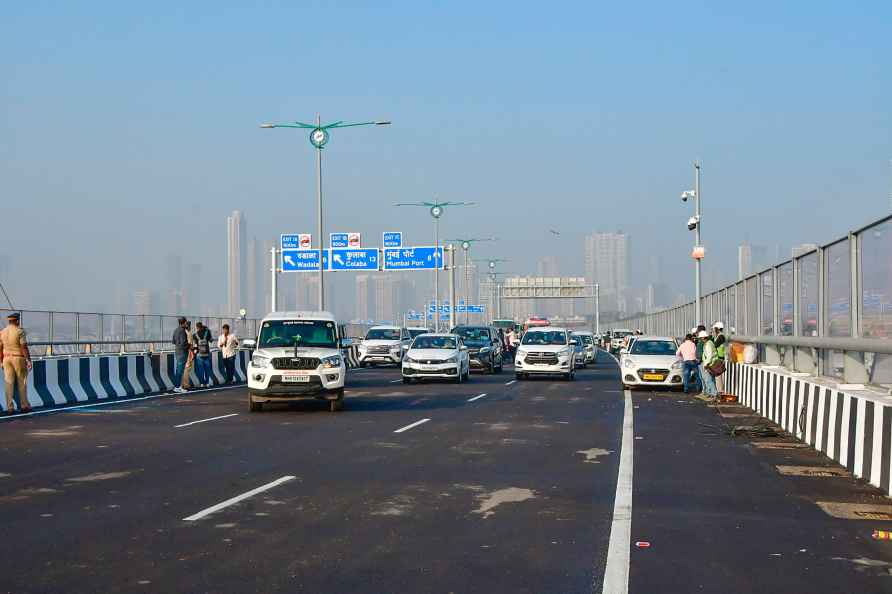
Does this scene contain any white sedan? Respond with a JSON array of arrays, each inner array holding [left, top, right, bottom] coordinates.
[[620, 336, 684, 389], [402, 334, 471, 384]]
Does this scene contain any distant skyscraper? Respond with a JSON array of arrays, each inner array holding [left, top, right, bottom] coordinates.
[[246, 237, 259, 317], [584, 232, 628, 314], [738, 244, 752, 281], [355, 274, 371, 322], [187, 263, 201, 313], [260, 240, 275, 314], [133, 289, 158, 316], [226, 210, 247, 315]]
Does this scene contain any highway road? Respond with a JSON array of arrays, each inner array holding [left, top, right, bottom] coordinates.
[[2, 352, 892, 593]]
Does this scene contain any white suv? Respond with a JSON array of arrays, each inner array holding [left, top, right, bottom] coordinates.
[[358, 325, 409, 367], [514, 327, 577, 381], [246, 311, 348, 412]]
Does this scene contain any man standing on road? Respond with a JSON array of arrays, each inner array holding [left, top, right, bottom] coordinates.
[[712, 322, 727, 396], [171, 317, 189, 394], [0, 312, 32, 415], [698, 330, 718, 401], [193, 322, 213, 388], [218, 324, 239, 384], [676, 333, 699, 394], [181, 320, 195, 391]]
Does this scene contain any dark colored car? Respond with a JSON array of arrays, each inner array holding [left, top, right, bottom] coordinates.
[[450, 325, 504, 373]]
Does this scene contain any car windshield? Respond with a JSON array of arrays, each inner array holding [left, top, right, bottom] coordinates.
[[407, 328, 429, 338], [575, 334, 593, 345], [613, 331, 633, 338], [453, 327, 489, 342], [366, 328, 401, 340], [522, 331, 568, 346], [412, 336, 457, 350], [258, 320, 337, 349], [630, 340, 677, 355]]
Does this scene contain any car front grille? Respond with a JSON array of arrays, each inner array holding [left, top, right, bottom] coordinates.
[[272, 357, 320, 370], [367, 345, 393, 354], [525, 352, 559, 365], [637, 368, 669, 381]]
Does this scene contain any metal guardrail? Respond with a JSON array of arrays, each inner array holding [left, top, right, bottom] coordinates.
[[0, 308, 262, 358], [605, 213, 892, 386]]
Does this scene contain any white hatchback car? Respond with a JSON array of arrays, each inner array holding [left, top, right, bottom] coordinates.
[[514, 327, 577, 380], [620, 336, 683, 389], [401, 333, 470, 384]]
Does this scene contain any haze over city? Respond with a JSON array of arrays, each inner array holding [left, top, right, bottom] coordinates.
[[3, 2, 890, 320]]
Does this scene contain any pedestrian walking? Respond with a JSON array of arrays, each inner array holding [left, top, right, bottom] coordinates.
[[0, 312, 32, 414], [181, 320, 195, 390], [698, 330, 718, 400], [675, 333, 699, 394], [712, 322, 727, 395], [193, 322, 214, 388], [171, 317, 189, 394], [218, 324, 239, 384]]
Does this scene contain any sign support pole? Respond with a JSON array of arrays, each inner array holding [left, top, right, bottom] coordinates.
[[448, 245, 457, 331], [270, 246, 278, 312]]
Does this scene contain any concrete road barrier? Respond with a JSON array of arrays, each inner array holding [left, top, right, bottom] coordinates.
[[729, 362, 892, 496]]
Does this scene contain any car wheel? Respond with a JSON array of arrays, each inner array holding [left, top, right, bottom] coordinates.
[[329, 389, 345, 412], [249, 397, 262, 412], [516, 372, 524, 381], [402, 377, 411, 384]]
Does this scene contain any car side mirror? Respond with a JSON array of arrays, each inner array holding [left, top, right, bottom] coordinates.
[[240, 339, 256, 350], [569, 339, 578, 346], [339, 337, 353, 348], [460, 345, 468, 351]]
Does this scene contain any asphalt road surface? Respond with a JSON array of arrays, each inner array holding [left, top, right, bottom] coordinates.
[[2, 352, 892, 593]]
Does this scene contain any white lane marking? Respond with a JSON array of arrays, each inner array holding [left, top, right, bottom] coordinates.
[[394, 418, 431, 433], [389, 379, 403, 384], [174, 413, 239, 429], [467, 393, 488, 402], [183, 475, 296, 521], [601, 389, 634, 594], [0, 384, 246, 421], [504, 380, 517, 386]]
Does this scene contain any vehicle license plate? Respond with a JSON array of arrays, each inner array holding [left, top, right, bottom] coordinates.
[[642, 373, 664, 381], [419, 364, 438, 370], [282, 375, 311, 383]]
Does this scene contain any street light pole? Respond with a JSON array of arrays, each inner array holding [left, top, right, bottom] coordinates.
[[261, 116, 391, 311], [445, 237, 497, 325], [694, 161, 702, 324]]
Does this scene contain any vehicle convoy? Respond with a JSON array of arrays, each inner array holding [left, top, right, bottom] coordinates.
[[514, 326, 577, 380], [402, 333, 470, 384], [620, 336, 683, 389], [609, 329, 634, 354], [358, 325, 410, 366], [451, 325, 504, 373], [246, 311, 348, 412], [572, 330, 596, 366]]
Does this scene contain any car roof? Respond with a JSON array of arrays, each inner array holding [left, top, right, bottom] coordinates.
[[369, 325, 402, 330], [412, 333, 459, 338], [526, 326, 569, 333], [262, 311, 336, 322], [572, 330, 594, 335], [631, 336, 677, 342]]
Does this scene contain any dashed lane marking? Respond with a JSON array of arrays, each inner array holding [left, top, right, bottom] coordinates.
[[601, 389, 634, 594], [467, 393, 488, 402], [394, 418, 431, 433], [389, 379, 403, 384], [504, 380, 516, 386], [183, 476, 296, 521], [174, 413, 240, 429]]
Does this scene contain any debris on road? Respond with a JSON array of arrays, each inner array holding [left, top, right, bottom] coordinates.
[[473, 487, 536, 519]]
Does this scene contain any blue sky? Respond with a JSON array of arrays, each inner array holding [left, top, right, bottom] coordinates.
[[2, 1, 890, 313]]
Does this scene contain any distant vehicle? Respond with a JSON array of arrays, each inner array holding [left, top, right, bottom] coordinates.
[[492, 319, 516, 332], [514, 326, 577, 381], [609, 329, 634, 354], [358, 325, 411, 366], [407, 327, 431, 340], [523, 317, 551, 332], [451, 325, 504, 374], [620, 336, 682, 390], [402, 333, 470, 384], [246, 311, 348, 412], [572, 331, 596, 366]]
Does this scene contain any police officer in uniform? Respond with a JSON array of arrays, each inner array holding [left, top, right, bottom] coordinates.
[[0, 312, 32, 415]]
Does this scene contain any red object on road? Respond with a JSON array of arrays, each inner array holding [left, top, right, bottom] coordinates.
[[635, 541, 651, 548]]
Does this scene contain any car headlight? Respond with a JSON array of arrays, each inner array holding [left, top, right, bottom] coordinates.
[[479, 346, 491, 354], [390, 345, 401, 353], [671, 360, 683, 370], [358, 344, 367, 352], [444, 355, 458, 363], [251, 354, 270, 368], [404, 356, 416, 364], [516, 348, 528, 357], [321, 355, 342, 369], [623, 359, 634, 368]]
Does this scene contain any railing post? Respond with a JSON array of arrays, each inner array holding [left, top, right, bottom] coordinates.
[[844, 232, 868, 383], [47, 312, 54, 356], [817, 246, 825, 376], [120, 314, 126, 354]]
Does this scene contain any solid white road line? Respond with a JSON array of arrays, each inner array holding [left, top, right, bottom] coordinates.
[[174, 413, 239, 429], [467, 393, 487, 402], [504, 380, 517, 386], [601, 389, 634, 594], [394, 418, 431, 433], [0, 384, 246, 421], [183, 475, 296, 521], [390, 379, 403, 384]]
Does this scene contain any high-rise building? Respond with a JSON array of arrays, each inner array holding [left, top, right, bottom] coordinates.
[[226, 211, 247, 315], [246, 237, 259, 317], [187, 263, 201, 313], [584, 232, 628, 314], [133, 289, 158, 316], [738, 244, 752, 281], [164, 253, 184, 313], [355, 274, 372, 322]]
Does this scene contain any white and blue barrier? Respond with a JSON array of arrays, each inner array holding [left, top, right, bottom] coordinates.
[[1, 351, 248, 413], [729, 362, 892, 497]]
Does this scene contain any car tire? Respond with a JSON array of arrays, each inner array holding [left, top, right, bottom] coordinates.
[[249, 395, 262, 412], [516, 372, 524, 381], [402, 377, 411, 384], [455, 369, 463, 384], [329, 389, 345, 412]]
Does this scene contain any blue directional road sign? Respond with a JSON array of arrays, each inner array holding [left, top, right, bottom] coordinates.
[[383, 232, 402, 248], [281, 249, 329, 272], [330, 233, 349, 248], [467, 305, 485, 314], [330, 248, 379, 271], [383, 246, 444, 271], [281, 234, 301, 249]]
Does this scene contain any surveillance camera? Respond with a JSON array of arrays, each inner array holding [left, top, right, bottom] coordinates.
[[681, 190, 695, 202], [687, 215, 699, 231]]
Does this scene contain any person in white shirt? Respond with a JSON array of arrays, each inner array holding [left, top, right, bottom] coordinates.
[[217, 324, 239, 383]]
